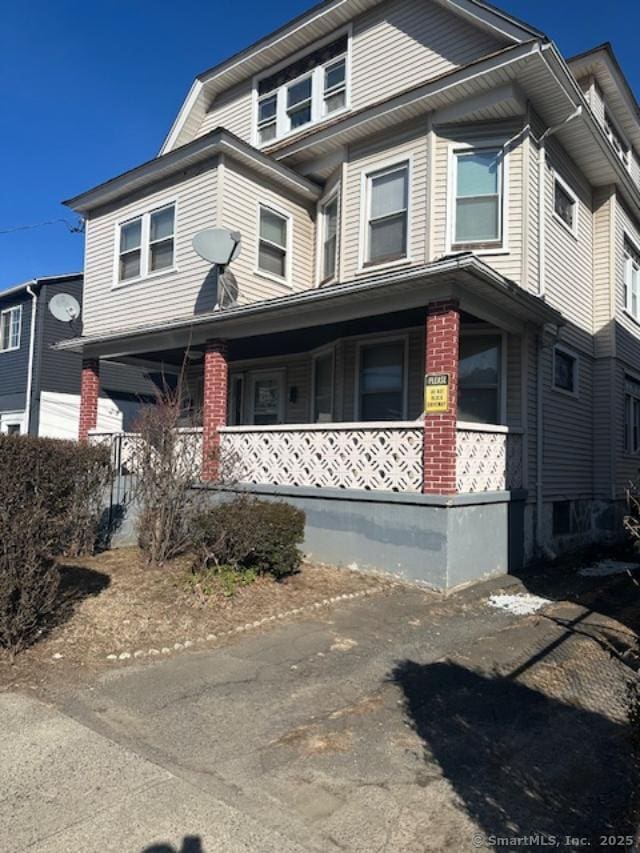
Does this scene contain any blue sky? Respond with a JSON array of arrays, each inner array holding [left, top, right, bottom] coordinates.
[[1, 0, 638, 291]]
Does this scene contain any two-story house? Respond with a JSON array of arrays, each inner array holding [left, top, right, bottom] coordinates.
[[0, 273, 159, 438], [58, 0, 640, 588]]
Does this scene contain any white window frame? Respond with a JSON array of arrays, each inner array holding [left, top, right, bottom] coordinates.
[[354, 334, 409, 422], [316, 187, 340, 285], [322, 54, 347, 117], [624, 233, 640, 323], [0, 305, 22, 353], [0, 411, 24, 434], [458, 328, 507, 425], [252, 26, 352, 148], [255, 202, 292, 286], [552, 171, 578, 238], [113, 200, 177, 288], [358, 157, 412, 273], [605, 111, 630, 171], [310, 345, 336, 422], [248, 369, 286, 425], [552, 344, 579, 398], [447, 140, 509, 254], [624, 372, 640, 455]]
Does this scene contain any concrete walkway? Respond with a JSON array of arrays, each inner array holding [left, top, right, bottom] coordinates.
[[1, 575, 636, 852]]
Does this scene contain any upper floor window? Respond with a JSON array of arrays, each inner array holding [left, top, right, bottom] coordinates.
[[320, 194, 339, 282], [553, 174, 578, 236], [257, 204, 290, 282], [117, 203, 175, 284], [0, 305, 21, 352], [451, 147, 504, 248], [255, 33, 349, 146], [605, 112, 630, 169], [364, 163, 409, 267], [624, 241, 640, 321]]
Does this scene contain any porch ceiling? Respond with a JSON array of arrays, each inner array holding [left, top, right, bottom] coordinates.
[[55, 254, 564, 361]]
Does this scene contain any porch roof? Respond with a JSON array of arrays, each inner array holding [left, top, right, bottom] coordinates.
[[55, 254, 564, 360]]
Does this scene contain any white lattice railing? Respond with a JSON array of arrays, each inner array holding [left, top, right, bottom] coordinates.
[[456, 423, 523, 493], [219, 422, 424, 493], [89, 428, 203, 475]]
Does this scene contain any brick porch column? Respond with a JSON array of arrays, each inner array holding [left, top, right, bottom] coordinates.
[[79, 358, 100, 441], [423, 300, 460, 495], [202, 339, 228, 481]]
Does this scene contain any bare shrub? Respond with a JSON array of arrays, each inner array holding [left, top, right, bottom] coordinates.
[[0, 435, 110, 656]]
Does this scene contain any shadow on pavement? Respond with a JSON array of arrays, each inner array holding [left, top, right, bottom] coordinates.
[[142, 836, 203, 853], [390, 660, 636, 841]]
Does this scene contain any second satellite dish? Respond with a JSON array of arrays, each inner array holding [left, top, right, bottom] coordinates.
[[192, 228, 241, 266], [49, 293, 81, 322]]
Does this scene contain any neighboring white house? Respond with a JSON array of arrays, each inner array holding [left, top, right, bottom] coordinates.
[[57, 0, 640, 587]]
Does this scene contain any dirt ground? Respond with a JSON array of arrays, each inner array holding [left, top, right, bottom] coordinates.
[[0, 548, 394, 694]]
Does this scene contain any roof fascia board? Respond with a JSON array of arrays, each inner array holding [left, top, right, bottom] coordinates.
[[64, 130, 321, 213], [569, 45, 640, 125], [435, 0, 542, 43], [0, 273, 83, 300], [160, 79, 204, 156]]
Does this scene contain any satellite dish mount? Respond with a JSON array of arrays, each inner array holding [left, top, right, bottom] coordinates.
[[192, 227, 242, 310], [49, 293, 81, 323]]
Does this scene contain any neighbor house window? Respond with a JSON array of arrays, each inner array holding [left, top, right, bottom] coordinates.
[[605, 112, 630, 168], [255, 33, 349, 145], [452, 147, 503, 247], [553, 176, 577, 234], [320, 194, 339, 281], [258, 205, 289, 281], [624, 242, 640, 321], [313, 350, 334, 422], [117, 203, 175, 284], [0, 305, 22, 352], [358, 339, 405, 421], [458, 334, 502, 424], [625, 375, 640, 454], [553, 345, 578, 395], [365, 163, 409, 266]]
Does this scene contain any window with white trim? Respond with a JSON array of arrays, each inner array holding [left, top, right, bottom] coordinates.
[[553, 346, 578, 395], [358, 339, 406, 421], [553, 176, 577, 234], [258, 205, 289, 280], [625, 241, 640, 321], [365, 163, 409, 266], [452, 147, 503, 247], [0, 305, 22, 352], [117, 203, 175, 284], [625, 375, 640, 454], [458, 334, 503, 424], [255, 34, 349, 146], [605, 112, 630, 169], [320, 194, 339, 282]]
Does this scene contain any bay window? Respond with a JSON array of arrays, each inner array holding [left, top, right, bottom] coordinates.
[[452, 147, 503, 247], [365, 163, 409, 266], [358, 339, 406, 421], [116, 203, 175, 284]]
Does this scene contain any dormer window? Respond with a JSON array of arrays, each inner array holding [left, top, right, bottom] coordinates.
[[605, 112, 630, 169], [255, 32, 350, 146]]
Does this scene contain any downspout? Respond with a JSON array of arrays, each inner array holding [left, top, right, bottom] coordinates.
[[24, 283, 38, 435]]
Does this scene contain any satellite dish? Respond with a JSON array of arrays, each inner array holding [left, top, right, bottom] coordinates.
[[217, 270, 239, 310], [192, 228, 241, 266], [49, 293, 80, 322]]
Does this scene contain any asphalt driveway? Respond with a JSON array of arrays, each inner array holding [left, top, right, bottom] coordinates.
[[1, 571, 637, 852]]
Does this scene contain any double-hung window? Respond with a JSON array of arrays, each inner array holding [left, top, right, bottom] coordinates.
[[258, 205, 289, 281], [458, 334, 503, 424], [117, 203, 175, 284], [358, 339, 406, 421], [625, 375, 640, 454], [553, 175, 577, 235], [255, 34, 349, 145], [365, 163, 409, 266], [0, 305, 21, 352], [320, 194, 339, 282], [452, 147, 503, 247], [625, 241, 640, 321]]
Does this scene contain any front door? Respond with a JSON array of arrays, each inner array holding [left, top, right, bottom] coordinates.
[[249, 371, 285, 425]]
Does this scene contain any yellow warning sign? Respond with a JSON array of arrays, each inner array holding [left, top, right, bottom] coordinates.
[[425, 373, 450, 413]]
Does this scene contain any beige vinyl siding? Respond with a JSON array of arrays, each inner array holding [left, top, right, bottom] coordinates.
[[542, 140, 595, 353], [221, 159, 315, 300], [431, 121, 525, 284], [524, 128, 541, 294], [341, 121, 428, 280], [83, 159, 219, 337], [613, 197, 640, 366], [350, 0, 502, 110], [592, 186, 615, 357], [198, 80, 253, 141]]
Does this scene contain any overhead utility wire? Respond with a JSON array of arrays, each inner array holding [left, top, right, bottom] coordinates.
[[0, 218, 84, 236]]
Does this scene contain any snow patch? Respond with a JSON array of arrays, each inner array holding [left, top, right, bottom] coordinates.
[[578, 559, 640, 578], [487, 593, 551, 616]]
